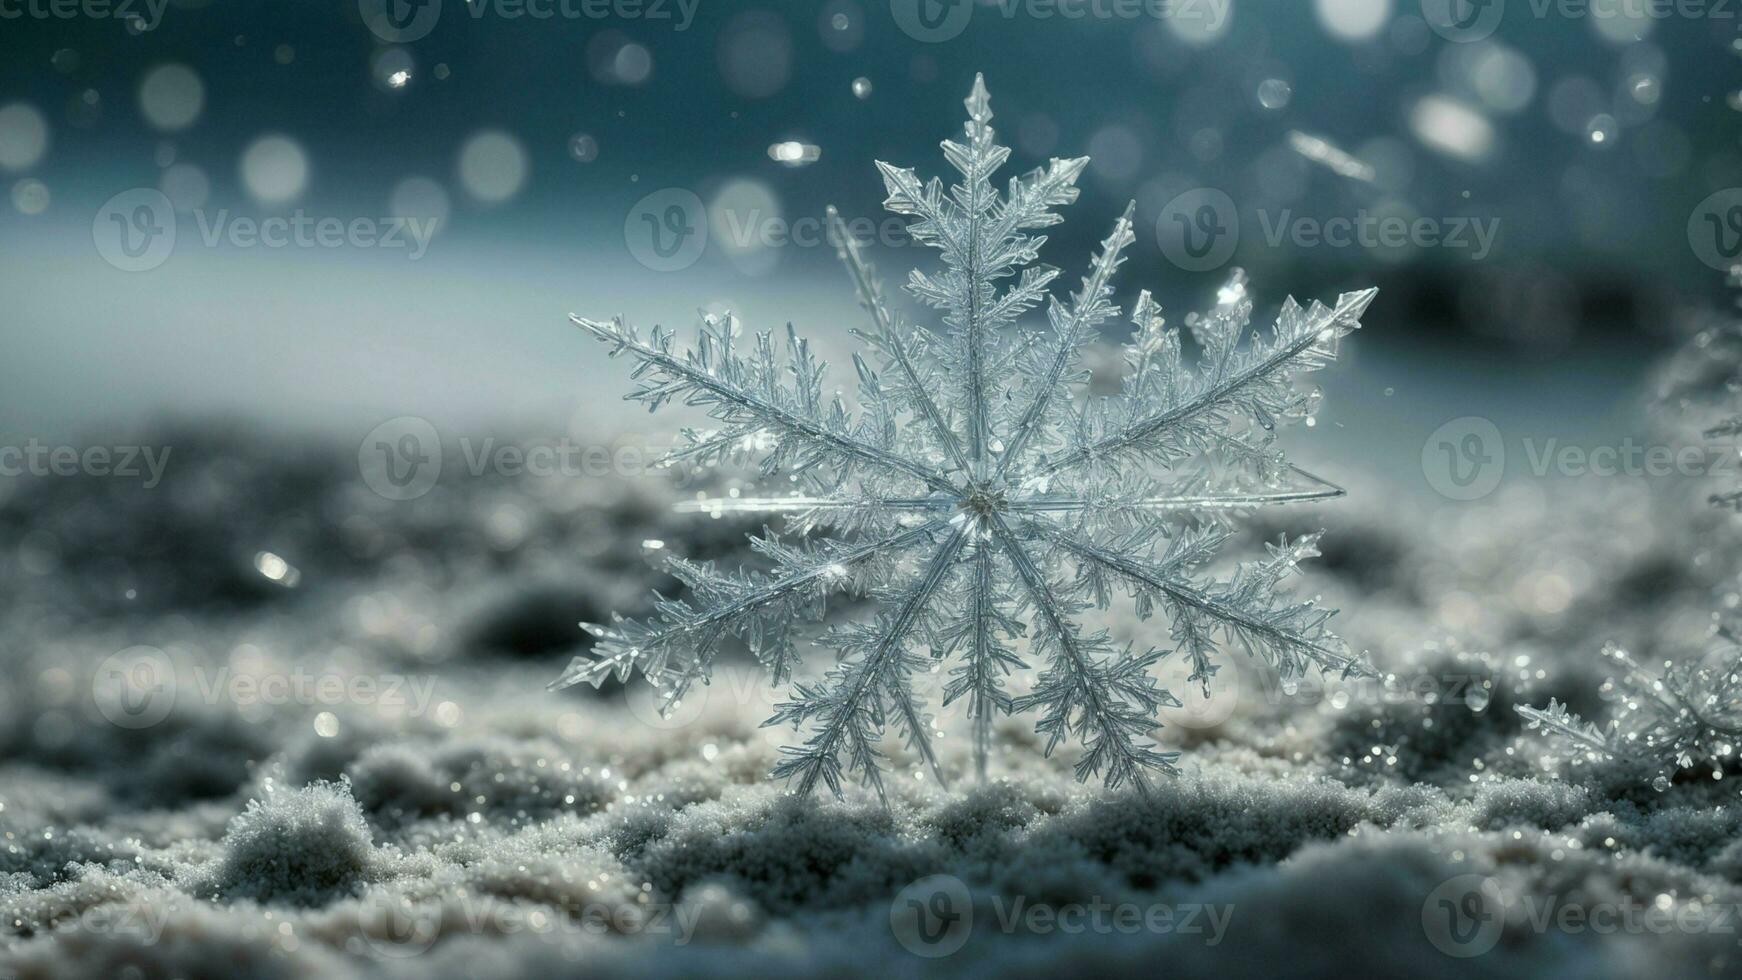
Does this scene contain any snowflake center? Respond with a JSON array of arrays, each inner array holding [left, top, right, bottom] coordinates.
[[956, 484, 1010, 518]]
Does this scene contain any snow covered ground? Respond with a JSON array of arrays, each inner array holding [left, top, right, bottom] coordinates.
[[3, 427, 1741, 979]]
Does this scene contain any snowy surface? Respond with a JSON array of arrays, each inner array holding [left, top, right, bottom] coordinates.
[[3, 428, 1741, 979]]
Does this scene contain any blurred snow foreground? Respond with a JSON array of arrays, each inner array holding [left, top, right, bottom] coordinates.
[[558, 75, 1378, 801], [3, 421, 1742, 977]]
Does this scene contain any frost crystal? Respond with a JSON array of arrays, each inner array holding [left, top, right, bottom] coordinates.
[[1520, 639, 1742, 790], [1526, 268, 1742, 789], [553, 76, 1376, 800]]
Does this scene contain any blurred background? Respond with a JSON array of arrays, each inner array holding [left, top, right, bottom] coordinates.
[[0, 0, 1738, 501]]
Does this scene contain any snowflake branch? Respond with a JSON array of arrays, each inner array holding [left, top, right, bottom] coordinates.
[[994, 202, 1138, 478], [1003, 466, 1345, 514], [768, 524, 969, 801], [549, 519, 949, 693], [987, 512, 1180, 793], [675, 495, 954, 516], [1032, 286, 1376, 480], [941, 541, 1027, 780], [827, 206, 973, 475], [1027, 520, 1368, 683], [961, 76, 998, 468], [572, 314, 956, 492]]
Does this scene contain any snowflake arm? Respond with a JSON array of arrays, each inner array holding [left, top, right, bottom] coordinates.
[[994, 202, 1138, 477], [988, 512, 1182, 792], [549, 519, 948, 694], [1517, 698, 1617, 756], [766, 524, 969, 803], [1525, 639, 1742, 787], [573, 314, 955, 493], [1030, 282, 1376, 481], [939, 543, 1026, 780], [1027, 520, 1363, 684], [1001, 466, 1346, 516], [827, 206, 973, 476], [882, 73, 1086, 467]]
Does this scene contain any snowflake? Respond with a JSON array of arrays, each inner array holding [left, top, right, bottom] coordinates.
[[1525, 269, 1742, 790], [553, 76, 1376, 800], [1520, 639, 1742, 791]]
